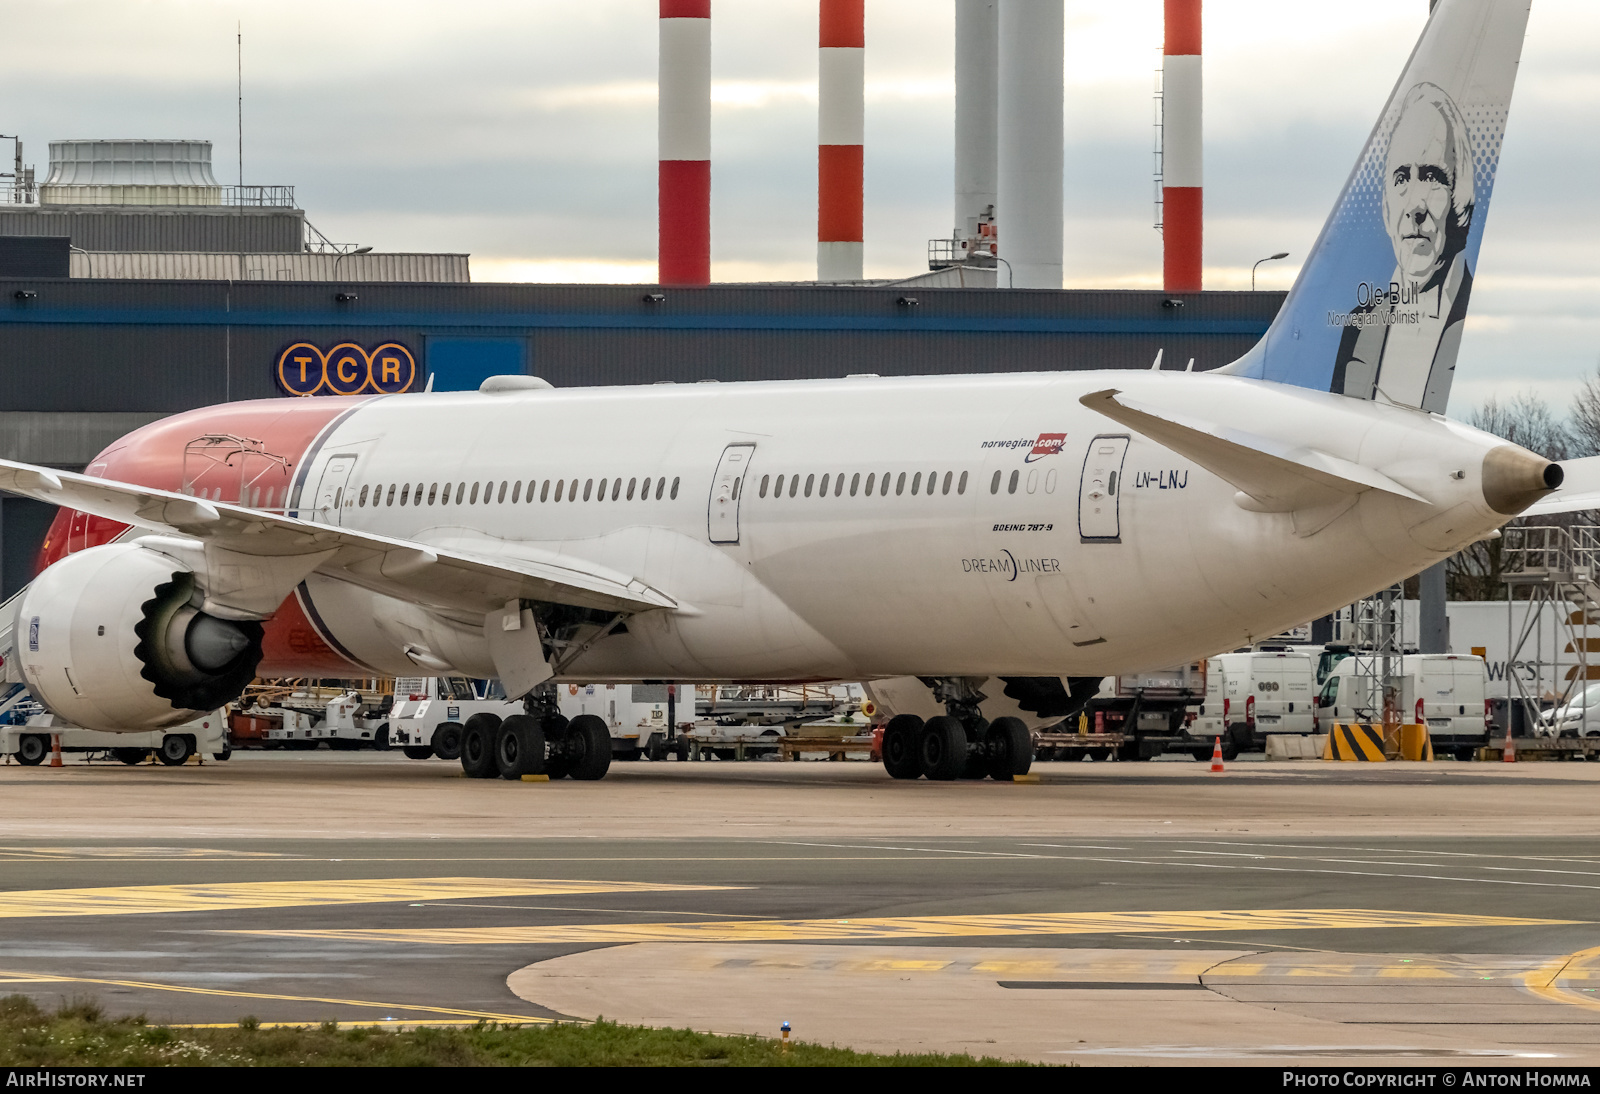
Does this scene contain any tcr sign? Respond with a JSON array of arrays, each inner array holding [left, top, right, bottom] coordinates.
[[276, 341, 418, 397]]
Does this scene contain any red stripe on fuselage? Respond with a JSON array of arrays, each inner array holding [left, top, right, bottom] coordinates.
[[35, 396, 373, 675]]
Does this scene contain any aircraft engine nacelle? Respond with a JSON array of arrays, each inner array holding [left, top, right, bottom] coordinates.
[[15, 544, 264, 732]]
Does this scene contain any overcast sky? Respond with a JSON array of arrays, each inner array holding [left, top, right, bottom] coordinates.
[[2, 0, 1596, 411]]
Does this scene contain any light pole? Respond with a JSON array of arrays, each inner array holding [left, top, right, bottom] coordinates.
[[1252, 252, 1289, 291], [333, 244, 372, 282]]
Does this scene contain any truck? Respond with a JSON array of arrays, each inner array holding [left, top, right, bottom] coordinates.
[[1313, 653, 1490, 759], [1187, 651, 1316, 758], [2, 700, 230, 766], [1070, 663, 1208, 761]]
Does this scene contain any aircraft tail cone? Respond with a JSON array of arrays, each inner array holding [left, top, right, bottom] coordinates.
[[1210, 736, 1225, 773]]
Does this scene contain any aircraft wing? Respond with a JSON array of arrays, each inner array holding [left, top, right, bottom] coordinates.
[[0, 458, 677, 619], [1520, 455, 1600, 517], [1079, 389, 1429, 512]]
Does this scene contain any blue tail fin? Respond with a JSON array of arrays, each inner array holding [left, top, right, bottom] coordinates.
[[1219, 0, 1531, 414]]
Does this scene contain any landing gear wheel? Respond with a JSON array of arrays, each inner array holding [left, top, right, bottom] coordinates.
[[15, 735, 47, 766], [881, 715, 924, 780], [985, 717, 1033, 780], [157, 735, 194, 767], [430, 721, 464, 761], [402, 746, 434, 760], [563, 714, 612, 781], [919, 716, 967, 781], [112, 748, 149, 766], [542, 714, 573, 779], [495, 714, 546, 780], [460, 713, 501, 779]]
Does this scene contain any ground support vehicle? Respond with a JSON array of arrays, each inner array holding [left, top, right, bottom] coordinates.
[[1032, 726, 1130, 761], [1077, 664, 1209, 761], [561, 682, 691, 760], [1190, 652, 1316, 758], [2, 706, 228, 766], [252, 684, 393, 751], [388, 677, 522, 760], [1316, 654, 1490, 760]]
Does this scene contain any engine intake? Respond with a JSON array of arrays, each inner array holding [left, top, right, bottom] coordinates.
[[16, 544, 264, 731]]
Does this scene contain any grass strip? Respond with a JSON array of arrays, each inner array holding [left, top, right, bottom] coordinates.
[[0, 994, 1028, 1067]]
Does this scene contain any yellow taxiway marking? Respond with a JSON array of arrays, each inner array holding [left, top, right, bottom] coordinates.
[[0, 968, 550, 1025], [1524, 945, 1600, 1013], [0, 877, 740, 919], [230, 908, 1578, 946]]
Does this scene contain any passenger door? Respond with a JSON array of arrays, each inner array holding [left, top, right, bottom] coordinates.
[[1078, 435, 1130, 541], [311, 454, 358, 525], [708, 443, 756, 545]]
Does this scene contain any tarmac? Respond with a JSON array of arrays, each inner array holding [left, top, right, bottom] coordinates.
[[2, 750, 1599, 1066]]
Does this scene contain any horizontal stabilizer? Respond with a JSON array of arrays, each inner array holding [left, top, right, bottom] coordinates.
[[1521, 456, 1600, 517], [1079, 389, 1428, 513], [0, 458, 676, 619]]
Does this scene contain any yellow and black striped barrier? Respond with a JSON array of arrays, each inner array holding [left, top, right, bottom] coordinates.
[[1323, 723, 1433, 762]]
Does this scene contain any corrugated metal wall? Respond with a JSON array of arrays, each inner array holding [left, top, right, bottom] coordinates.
[[68, 251, 471, 282], [0, 206, 305, 253], [0, 278, 1285, 414]]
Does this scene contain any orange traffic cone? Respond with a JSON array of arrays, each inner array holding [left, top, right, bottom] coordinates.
[[49, 733, 62, 768], [1502, 727, 1516, 763], [1210, 736, 1225, 773]]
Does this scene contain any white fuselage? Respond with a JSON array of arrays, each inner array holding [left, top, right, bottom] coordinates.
[[283, 370, 1510, 683]]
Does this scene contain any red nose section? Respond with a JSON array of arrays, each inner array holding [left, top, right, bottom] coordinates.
[[36, 396, 374, 676]]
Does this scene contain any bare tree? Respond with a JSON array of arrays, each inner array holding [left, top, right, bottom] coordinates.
[[1569, 361, 1600, 459], [1449, 392, 1575, 600]]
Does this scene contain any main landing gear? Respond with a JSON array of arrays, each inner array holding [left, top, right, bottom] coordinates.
[[458, 683, 612, 782], [880, 677, 1033, 782]]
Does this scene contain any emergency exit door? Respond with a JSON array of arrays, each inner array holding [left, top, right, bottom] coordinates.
[[708, 443, 756, 544], [1078, 434, 1129, 541]]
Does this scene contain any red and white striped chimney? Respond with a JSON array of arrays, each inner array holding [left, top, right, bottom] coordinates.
[[817, 0, 864, 281], [659, 1, 711, 286], [1162, 0, 1202, 292]]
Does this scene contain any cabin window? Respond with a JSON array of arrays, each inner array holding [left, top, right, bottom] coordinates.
[[732, 476, 742, 501], [863, 473, 874, 495], [470, 482, 480, 504], [400, 484, 410, 506], [612, 478, 622, 500], [942, 471, 953, 496], [774, 474, 785, 498], [597, 478, 607, 502], [456, 483, 466, 504], [804, 474, 815, 498], [670, 476, 680, 500], [583, 479, 593, 501], [498, 481, 508, 503], [819, 473, 830, 497], [789, 475, 799, 498], [759, 474, 770, 499], [990, 470, 1002, 495], [541, 480, 550, 502], [1008, 469, 1019, 494], [555, 480, 565, 502], [895, 472, 906, 496], [359, 485, 369, 506], [627, 477, 638, 500], [511, 481, 521, 503], [910, 472, 921, 496], [850, 473, 860, 497], [428, 483, 438, 505], [958, 470, 968, 495], [658, 476, 668, 500], [386, 484, 396, 506], [834, 473, 845, 497]]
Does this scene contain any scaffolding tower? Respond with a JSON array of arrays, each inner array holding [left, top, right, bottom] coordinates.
[[1342, 585, 1406, 729], [1499, 525, 1599, 734]]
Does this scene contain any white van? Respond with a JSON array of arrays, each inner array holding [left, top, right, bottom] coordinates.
[[1189, 652, 1315, 753], [1315, 654, 1489, 754]]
